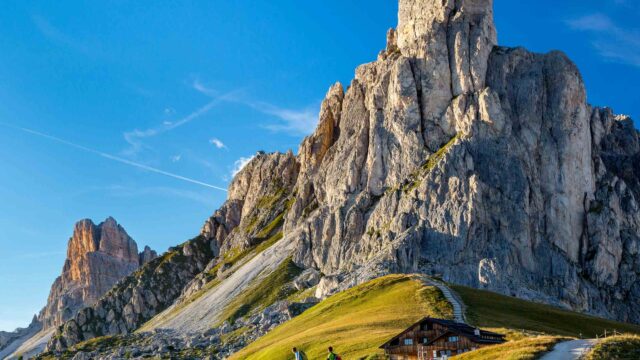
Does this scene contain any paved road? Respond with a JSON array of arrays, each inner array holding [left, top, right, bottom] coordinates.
[[539, 339, 598, 360]]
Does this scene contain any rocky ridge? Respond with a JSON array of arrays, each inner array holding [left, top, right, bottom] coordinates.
[[45, 234, 211, 352], [1, 218, 157, 359], [39, 217, 157, 331], [286, 0, 640, 325], [0, 317, 41, 353], [43, 0, 640, 356], [43, 152, 305, 354], [39, 299, 317, 360]]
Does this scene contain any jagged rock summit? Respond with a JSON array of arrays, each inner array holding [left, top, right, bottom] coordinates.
[[285, 0, 639, 323], [39, 217, 156, 330], [0, 217, 156, 359], [43, 0, 640, 357]]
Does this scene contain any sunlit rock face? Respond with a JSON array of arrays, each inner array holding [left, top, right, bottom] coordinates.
[[38, 217, 156, 330], [47, 0, 640, 351], [280, 0, 640, 324]]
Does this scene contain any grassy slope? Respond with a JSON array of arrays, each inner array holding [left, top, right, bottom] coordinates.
[[584, 334, 640, 360], [453, 336, 567, 360], [453, 285, 640, 338], [233, 278, 640, 360], [230, 275, 453, 360]]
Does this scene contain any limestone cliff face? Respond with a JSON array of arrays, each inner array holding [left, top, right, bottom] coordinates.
[[46, 0, 640, 352], [39, 217, 156, 330], [283, 0, 640, 324], [212, 0, 637, 324], [45, 153, 299, 351]]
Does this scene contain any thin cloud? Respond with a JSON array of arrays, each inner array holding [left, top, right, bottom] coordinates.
[[170, 154, 182, 162], [252, 102, 319, 136], [209, 138, 226, 149], [123, 83, 241, 156], [194, 81, 319, 136], [193, 79, 218, 97], [567, 13, 640, 67], [567, 14, 614, 32], [231, 155, 255, 177], [32, 15, 91, 55], [0, 122, 227, 192]]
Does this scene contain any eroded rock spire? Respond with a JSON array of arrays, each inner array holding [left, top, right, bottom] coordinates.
[[39, 217, 155, 330], [398, 0, 497, 102]]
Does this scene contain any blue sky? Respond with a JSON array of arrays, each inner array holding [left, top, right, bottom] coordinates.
[[0, 0, 638, 331]]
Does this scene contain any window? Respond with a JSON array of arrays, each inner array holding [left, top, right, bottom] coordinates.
[[422, 337, 429, 344], [403, 338, 413, 345], [448, 336, 459, 342]]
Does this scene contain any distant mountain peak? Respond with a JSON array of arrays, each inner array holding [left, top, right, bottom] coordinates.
[[39, 217, 156, 330]]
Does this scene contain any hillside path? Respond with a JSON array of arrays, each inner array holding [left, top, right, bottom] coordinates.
[[539, 339, 598, 360], [422, 277, 466, 323]]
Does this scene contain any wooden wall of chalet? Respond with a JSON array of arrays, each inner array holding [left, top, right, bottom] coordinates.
[[420, 334, 480, 358], [383, 322, 452, 358]]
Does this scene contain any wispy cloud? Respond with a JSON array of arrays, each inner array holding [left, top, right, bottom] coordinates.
[[251, 102, 319, 136], [170, 154, 182, 162], [231, 155, 255, 177], [567, 13, 640, 67], [32, 15, 91, 55], [123, 80, 242, 156], [193, 81, 319, 136], [568, 14, 614, 32], [0, 122, 227, 192], [209, 138, 226, 149]]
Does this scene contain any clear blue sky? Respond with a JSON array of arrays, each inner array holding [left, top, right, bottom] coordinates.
[[0, 0, 638, 331]]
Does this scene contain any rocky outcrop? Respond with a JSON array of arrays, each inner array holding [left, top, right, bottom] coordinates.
[[139, 246, 158, 265], [38, 299, 318, 360], [0, 316, 41, 352], [46, 152, 301, 351], [46, 235, 212, 352], [38, 217, 155, 331], [207, 151, 298, 255], [45, 0, 640, 354], [285, 0, 640, 325], [1, 218, 156, 359]]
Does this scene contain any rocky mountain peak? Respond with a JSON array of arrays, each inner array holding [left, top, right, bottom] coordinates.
[[38, 217, 156, 330], [43, 0, 640, 355], [397, 0, 496, 51]]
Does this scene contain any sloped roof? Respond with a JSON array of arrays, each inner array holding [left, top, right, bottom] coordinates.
[[379, 317, 505, 348], [425, 329, 505, 346]]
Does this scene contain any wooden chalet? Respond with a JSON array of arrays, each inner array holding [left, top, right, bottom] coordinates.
[[380, 317, 505, 360]]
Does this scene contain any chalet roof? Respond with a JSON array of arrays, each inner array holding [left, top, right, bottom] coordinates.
[[425, 329, 505, 346], [379, 317, 505, 349]]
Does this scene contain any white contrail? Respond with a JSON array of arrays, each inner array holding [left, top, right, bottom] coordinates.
[[0, 122, 228, 192]]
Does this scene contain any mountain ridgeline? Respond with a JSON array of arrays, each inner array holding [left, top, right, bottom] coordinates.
[[40, 217, 157, 331], [45, 0, 640, 355], [0, 218, 157, 359]]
